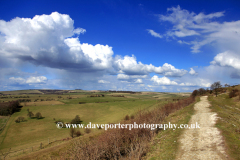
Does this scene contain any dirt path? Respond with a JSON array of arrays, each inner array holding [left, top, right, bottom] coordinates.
[[176, 96, 228, 160]]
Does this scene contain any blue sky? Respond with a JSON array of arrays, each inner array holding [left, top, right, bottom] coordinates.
[[0, 0, 240, 92]]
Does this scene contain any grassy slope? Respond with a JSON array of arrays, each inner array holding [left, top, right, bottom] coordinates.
[[144, 97, 199, 160], [0, 100, 155, 151], [0, 91, 182, 158], [208, 93, 240, 160]]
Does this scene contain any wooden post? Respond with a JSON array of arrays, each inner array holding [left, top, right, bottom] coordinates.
[[32, 147, 33, 152], [40, 143, 42, 149], [48, 138, 49, 144]]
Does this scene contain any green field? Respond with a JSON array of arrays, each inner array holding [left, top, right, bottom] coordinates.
[[0, 90, 190, 158]]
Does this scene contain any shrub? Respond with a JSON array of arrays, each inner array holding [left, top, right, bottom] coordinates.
[[15, 116, 25, 123], [27, 111, 34, 118], [211, 81, 222, 97], [0, 100, 20, 116], [71, 115, 81, 124], [64, 96, 196, 160], [18, 116, 25, 122], [130, 115, 135, 119], [75, 130, 82, 137], [191, 90, 198, 97], [84, 128, 91, 134], [70, 128, 76, 138], [35, 112, 43, 119], [229, 89, 239, 98], [124, 115, 130, 120]]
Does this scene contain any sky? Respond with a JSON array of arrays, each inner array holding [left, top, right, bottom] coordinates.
[[0, 0, 240, 92]]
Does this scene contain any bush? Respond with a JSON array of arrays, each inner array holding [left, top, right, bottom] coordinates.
[[35, 112, 42, 119], [65, 96, 196, 160], [191, 90, 198, 97], [124, 115, 130, 120], [84, 128, 91, 134], [15, 116, 25, 123], [71, 115, 81, 124], [18, 116, 25, 122], [0, 100, 20, 116], [70, 128, 76, 138], [229, 89, 239, 98], [27, 111, 34, 118], [75, 130, 82, 137]]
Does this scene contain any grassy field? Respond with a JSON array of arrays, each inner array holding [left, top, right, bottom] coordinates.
[[0, 90, 189, 159], [0, 90, 44, 95], [208, 93, 240, 160], [0, 116, 9, 134]]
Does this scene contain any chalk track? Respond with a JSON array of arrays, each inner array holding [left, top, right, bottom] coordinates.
[[176, 96, 228, 160]]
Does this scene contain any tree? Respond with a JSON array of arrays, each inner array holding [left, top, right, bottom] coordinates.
[[15, 119, 20, 123], [71, 115, 81, 124], [35, 112, 42, 119], [211, 81, 222, 97], [191, 90, 198, 97], [124, 115, 130, 120], [70, 128, 76, 138], [224, 83, 230, 88], [198, 88, 206, 95], [27, 111, 34, 118], [18, 116, 25, 122]]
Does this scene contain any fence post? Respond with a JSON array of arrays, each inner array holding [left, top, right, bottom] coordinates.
[[40, 143, 42, 149], [32, 147, 33, 152], [48, 138, 49, 144]]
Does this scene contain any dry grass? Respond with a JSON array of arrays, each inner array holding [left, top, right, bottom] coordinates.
[[61, 96, 195, 160], [144, 97, 199, 160]]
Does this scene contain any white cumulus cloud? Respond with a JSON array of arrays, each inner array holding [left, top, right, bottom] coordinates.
[[151, 75, 178, 85], [189, 68, 198, 75], [135, 79, 143, 83], [211, 51, 240, 70], [115, 55, 187, 77], [98, 80, 110, 83]]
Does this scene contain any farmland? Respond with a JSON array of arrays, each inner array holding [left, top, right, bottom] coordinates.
[[0, 89, 190, 159]]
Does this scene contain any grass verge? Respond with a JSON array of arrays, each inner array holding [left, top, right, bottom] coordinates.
[[144, 97, 200, 160], [208, 94, 240, 160]]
